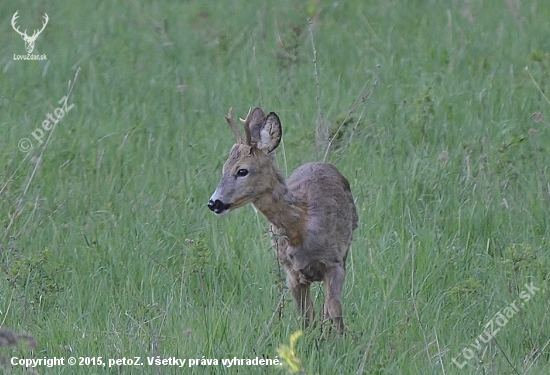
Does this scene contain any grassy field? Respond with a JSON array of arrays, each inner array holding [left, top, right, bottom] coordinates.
[[1, 0, 550, 374]]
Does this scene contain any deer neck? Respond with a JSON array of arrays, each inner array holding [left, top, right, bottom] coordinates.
[[253, 168, 306, 246]]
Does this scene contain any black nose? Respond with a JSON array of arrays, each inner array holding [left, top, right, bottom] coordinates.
[[208, 199, 230, 214]]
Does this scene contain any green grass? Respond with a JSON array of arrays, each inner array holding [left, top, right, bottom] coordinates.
[[1, 0, 549, 374]]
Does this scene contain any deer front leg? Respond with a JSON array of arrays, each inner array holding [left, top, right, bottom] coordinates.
[[323, 264, 345, 334], [287, 273, 314, 329]]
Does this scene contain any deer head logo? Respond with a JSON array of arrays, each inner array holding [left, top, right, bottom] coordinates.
[[11, 11, 49, 54]]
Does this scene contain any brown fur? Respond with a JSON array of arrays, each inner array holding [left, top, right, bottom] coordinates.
[[209, 108, 358, 333]]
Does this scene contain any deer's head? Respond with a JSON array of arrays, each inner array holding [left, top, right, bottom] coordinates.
[[11, 11, 49, 54], [208, 107, 282, 215]]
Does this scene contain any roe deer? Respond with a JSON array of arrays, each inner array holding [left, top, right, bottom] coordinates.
[[208, 107, 358, 333]]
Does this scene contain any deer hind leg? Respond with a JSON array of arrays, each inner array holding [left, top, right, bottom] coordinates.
[[323, 264, 345, 334], [287, 274, 314, 328]]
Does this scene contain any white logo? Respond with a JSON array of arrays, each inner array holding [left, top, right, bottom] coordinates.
[[11, 11, 48, 55]]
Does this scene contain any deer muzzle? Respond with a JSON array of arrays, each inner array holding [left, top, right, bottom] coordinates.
[[207, 198, 231, 215]]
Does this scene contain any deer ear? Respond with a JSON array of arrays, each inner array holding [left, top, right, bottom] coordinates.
[[256, 112, 282, 153], [248, 108, 266, 131], [247, 107, 266, 144]]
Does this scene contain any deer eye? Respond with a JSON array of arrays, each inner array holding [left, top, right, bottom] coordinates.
[[236, 169, 249, 177]]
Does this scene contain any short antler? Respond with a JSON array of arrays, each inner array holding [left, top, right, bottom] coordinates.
[[225, 107, 242, 143], [239, 108, 252, 146], [225, 107, 252, 145]]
